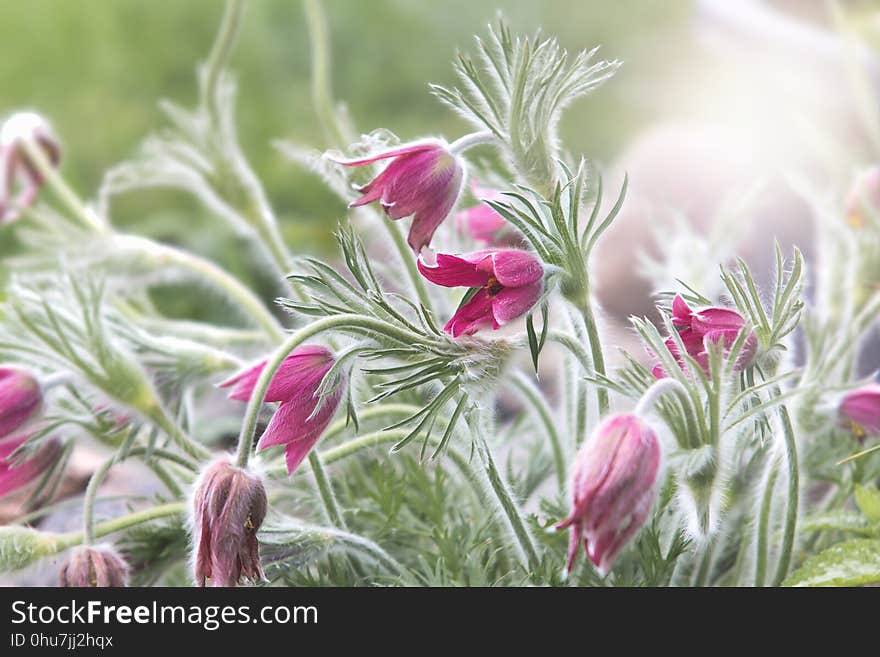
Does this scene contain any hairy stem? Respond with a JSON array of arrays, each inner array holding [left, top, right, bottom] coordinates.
[[57, 502, 185, 552], [204, 0, 245, 112], [308, 451, 346, 528], [771, 402, 799, 586], [303, 0, 350, 149], [509, 372, 566, 490], [754, 464, 779, 587]]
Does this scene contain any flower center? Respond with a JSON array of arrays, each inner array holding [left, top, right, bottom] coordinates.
[[847, 420, 867, 440], [484, 277, 504, 297]]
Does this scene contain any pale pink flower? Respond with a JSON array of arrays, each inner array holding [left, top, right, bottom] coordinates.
[[455, 184, 520, 246], [417, 248, 543, 337], [555, 414, 660, 575]]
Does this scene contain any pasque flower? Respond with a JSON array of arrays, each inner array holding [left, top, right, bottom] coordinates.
[[191, 456, 268, 587], [0, 433, 61, 499], [332, 139, 464, 253], [220, 345, 344, 474], [418, 248, 543, 337], [839, 384, 880, 443], [555, 414, 660, 575], [455, 183, 520, 246], [0, 112, 61, 223], [59, 544, 128, 587], [0, 367, 42, 437], [652, 295, 757, 378]]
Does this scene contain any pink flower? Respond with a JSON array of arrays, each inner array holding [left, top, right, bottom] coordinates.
[[839, 384, 880, 443], [220, 345, 345, 474], [455, 184, 520, 246], [0, 433, 60, 499], [0, 112, 61, 224], [417, 248, 544, 337], [0, 367, 42, 438], [652, 295, 757, 378], [59, 544, 128, 587], [191, 456, 268, 587], [555, 414, 660, 575], [332, 139, 464, 252]]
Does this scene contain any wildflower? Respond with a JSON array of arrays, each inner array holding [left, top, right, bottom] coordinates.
[[555, 414, 660, 575], [417, 248, 544, 337], [845, 166, 880, 229], [191, 456, 268, 587], [0, 433, 61, 499], [455, 183, 520, 246], [839, 384, 880, 443], [219, 346, 344, 474], [652, 295, 756, 378], [59, 544, 128, 587], [332, 139, 464, 252], [0, 112, 61, 223], [0, 367, 42, 437]]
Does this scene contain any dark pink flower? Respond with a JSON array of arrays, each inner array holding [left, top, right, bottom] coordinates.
[[191, 456, 268, 587], [417, 248, 544, 337], [555, 414, 660, 575], [59, 544, 128, 587], [0, 367, 42, 438], [455, 184, 520, 246], [839, 384, 880, 443], [0, 433, 60, 499], [220, 346, 345, 474], [0, 112, 61, 224], [652, 295, 757, 378], [332, 139, 464, 252]]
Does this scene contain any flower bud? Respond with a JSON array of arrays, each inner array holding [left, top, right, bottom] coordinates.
[[191, 456, 267, 587], [555, 414, 660, 575], [59, 544, 128, 587], [839, 384, 880, 443], [0, 433, 61, 499], [417, 248, 544, 336], [220, 345, 345, 475], [0, 112, 61, 223], [0, 367, 42, 438], [331, 139, 465, 252], [455, 184, 521, 246]]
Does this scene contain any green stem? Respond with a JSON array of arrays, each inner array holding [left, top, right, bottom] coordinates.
[[324, 526, 412, 580], [509, 372, 566, 490], [57, 502, 185, 551], [468, 413, 541, 577], [303, 0, 349, 149], [771, 402, 799, 586], [572, 296, 609, 415], [381, 218, 433, 309], [308, 451, 346, 528], [116, 234, 285, 342], [754, 465, 779, 587], [150, 406, 212, 462], [204, 0, 245, 111], [235, 314, 425, 467]]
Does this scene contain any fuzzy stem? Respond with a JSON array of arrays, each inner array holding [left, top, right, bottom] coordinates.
[[235, 314, 426, 468], [468, 412, 541, 577], [303, 0, 349, 149], [149, 406, 211, 462], [567, 294, 609, 416], [754, 464, 779, 587], [771, 402, 799, 586], [323, 526, 412, 580], [448, 131, 497, 155], [116, 234, 285, 342], [380, 218, 433, 309], [204, 0, 245, 113], [308, 451, 346, 528], [57, 502, 185, 552], [635, 378, 690, 417], [509, 372, 566, 491]]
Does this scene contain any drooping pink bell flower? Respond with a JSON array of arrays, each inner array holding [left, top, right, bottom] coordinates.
[[652, 295, 757, 378], [219, 345, 345, 474], [332, 139, 464, 253], [59, 544, 129, 587], [845, 165, 880, 229], [191, 456, 268, 587], [839, 384, 880, 443], [0, 367, 42, 438], [555, 414, 660, 575], [455, 184, 520, 246], [0, 433, 61, 499], [417, 248, 544, 337], [0, 112, 61, 224]]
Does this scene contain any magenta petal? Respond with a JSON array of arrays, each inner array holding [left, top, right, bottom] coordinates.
[[417, 252, 491, 288], [284, 439, 317, 475], [218, 362, 265, 403], [692, 307, 745, 335], [263, 346, 334, 403], [444, 288, 495, 337], [330, 139, 444, 167], [488, 250, 543, 287], [491, 281, 543, 327], [671, 295, 693, 327]]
